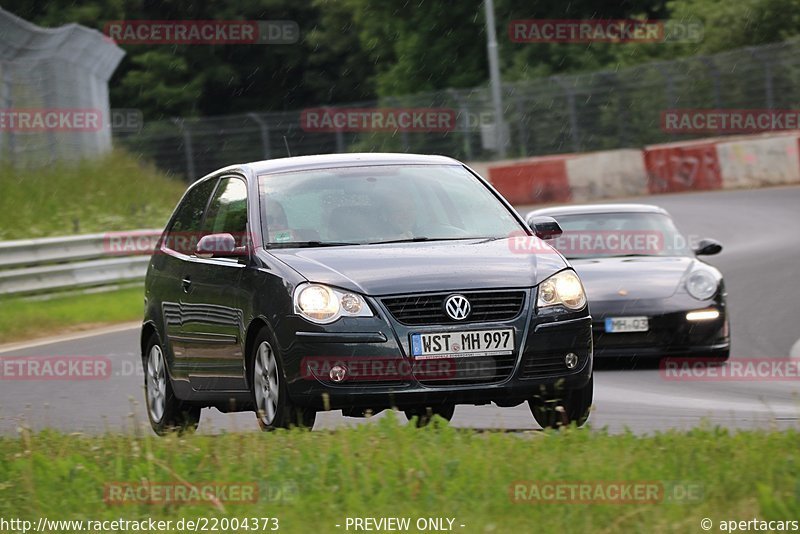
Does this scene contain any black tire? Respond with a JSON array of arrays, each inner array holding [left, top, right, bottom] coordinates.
[[144, 333, 200, 436], [529, 376, 593, 429], [404, 404, 456, 427], [250, 327, 316, 431]]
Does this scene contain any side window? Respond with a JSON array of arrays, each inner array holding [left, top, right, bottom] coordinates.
[[202, 177, 249, 247], [164, 179, 218, 255]]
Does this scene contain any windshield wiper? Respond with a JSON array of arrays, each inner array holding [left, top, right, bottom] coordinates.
[[366, 237, 485, 245], [269, 241, 360, 248]]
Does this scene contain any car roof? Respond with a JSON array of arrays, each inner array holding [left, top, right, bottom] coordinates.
[[527, 203, 669, 217], [236, 153, 461, 175]]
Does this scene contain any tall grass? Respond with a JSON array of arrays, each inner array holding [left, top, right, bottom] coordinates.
[[0, 416, 797, 532], [0, 286, 144, 343], [0, 151, 185, 240]]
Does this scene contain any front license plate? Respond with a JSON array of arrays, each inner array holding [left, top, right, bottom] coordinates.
[[410, 329, 514, 359], [605, 316, 649, 333]]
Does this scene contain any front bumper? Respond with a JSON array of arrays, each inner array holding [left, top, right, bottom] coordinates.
[[591, 293, 730, 359], [275, 288, 593, 410]]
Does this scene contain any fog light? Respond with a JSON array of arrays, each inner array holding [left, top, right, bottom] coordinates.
[[329, 365, 347, 382], [565, 353, 579, 369], [686, 309, 720, 321]]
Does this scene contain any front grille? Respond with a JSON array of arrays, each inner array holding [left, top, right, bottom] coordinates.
[[381, 290, 526, 325], [415, 354, 517, 386]]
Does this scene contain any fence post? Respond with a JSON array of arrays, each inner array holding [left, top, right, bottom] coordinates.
[[173, 118, 196, 180], [699, 56, 722, 109], [748, 47, 774, 109], [248, 113, 272, 159], [513, 91, 529, 158], [658, 64, 678, 142], [552, 76, 580, 152], [335, 129, 345, 153], [0, 66, 13, 167], [453, 91, 473, 161]]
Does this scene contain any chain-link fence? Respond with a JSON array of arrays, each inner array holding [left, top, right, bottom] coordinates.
[[0, 8, 124, 168], [112, 38, 800, 180]]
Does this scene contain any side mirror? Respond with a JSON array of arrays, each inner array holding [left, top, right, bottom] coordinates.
[[526, 215, 563, 240], [693, 238, 722, 256], [196, 233, 236, 258]]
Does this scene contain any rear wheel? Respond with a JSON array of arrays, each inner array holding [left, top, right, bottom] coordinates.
[[529, 376, 593, 429], [404, 404, 455, 427], [250, 328, 316, 430], [144, 334, 200, 435]]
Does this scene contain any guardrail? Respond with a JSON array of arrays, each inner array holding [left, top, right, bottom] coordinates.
[[0, 230, 160, 296]]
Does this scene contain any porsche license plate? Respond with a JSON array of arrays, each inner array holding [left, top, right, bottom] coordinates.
[[604, 316, 649, 333]]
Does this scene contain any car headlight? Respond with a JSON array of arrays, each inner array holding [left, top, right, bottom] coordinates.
[[293, 283, 373, 323], [686, 270, 718, 300], [537, 270, 587, 311]]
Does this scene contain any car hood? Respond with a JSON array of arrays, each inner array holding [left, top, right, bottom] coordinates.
[[569, 256, 696, 301], [269, 238, 568, 296]]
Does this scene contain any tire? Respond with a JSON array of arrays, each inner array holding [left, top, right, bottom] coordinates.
[[529, 376, 593, 429], [250, 327, 316, 431], [404, 404, 456, 427], [144, 333, 200, 436]]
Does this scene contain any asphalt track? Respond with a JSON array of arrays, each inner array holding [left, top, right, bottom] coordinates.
[[1, 186, 799, 435]]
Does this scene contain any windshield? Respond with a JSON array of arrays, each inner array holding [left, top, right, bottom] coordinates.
[[548, 212, 692, 259], [258, 164, 523, 247]]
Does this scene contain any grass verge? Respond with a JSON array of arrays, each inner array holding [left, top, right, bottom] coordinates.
[[0, 286, 143, 344], [0, 151, 185, 240], [0, 417, 798, 532]]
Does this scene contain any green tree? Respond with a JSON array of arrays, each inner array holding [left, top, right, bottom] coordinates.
[[342, 0, 489, 96]]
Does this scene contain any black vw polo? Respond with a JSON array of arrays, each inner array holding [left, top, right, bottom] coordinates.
[[140, 153, 593, 434]]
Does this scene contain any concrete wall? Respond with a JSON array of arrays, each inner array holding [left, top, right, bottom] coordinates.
[[474, 131, 800, 205]]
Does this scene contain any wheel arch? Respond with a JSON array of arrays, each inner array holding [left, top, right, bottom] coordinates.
[[140, 321, 158, 362], [243, 316, 277, 387]]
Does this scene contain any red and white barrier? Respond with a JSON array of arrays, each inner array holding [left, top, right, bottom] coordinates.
[[716, 134, 800, 188], [566, 149, 648, 202], [481, 131, 800, 205], [487, 155, 573, 204]]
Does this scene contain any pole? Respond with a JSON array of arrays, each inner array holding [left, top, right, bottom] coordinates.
[[484, 0, 507, 157]]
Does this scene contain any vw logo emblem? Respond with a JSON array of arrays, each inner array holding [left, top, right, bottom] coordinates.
[[444, 294, 471, 321]]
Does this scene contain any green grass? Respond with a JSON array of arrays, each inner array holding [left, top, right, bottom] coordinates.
[[0, 151, 185, 240], [0, 287, 143, 343], [1, 417, 798, 532]]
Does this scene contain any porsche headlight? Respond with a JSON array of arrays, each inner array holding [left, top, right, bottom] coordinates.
[[537, 270, 587, 311], [294, 283, 373, 323], [686, 270, 718, 300]]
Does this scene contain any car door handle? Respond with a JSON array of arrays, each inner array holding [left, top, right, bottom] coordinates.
[[181, 276, 192, 293]]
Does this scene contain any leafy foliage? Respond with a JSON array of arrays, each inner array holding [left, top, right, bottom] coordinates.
[[3, 0, 800, 116]]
